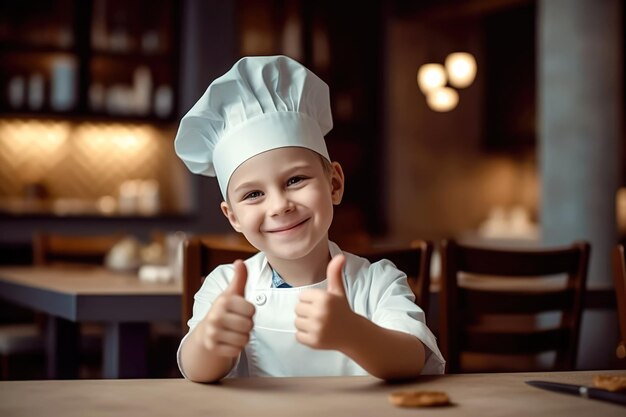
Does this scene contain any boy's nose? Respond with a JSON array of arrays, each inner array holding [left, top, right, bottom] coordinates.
[[268, 192, 294, 216]]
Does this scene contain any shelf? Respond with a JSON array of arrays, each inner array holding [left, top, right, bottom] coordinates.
[[0, 44, 78, 54], [0, 111, 177, 125], [0, 0, 180, 122], [0, 197, 191, 220], [0, 212, 194, 221]]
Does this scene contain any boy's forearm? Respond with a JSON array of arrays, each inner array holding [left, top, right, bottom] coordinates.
[[339, 314, 426, 380], [180, 325, 237, 383]]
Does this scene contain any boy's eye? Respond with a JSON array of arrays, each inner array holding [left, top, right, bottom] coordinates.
[[287, 176, 305, 186], [243, 191, 263, 200]]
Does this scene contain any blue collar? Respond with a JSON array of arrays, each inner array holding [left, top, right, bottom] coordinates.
[[271, 268, 292, 288]]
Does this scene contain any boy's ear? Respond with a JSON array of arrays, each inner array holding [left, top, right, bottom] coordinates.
[[329, 162, 345, 205], [220, 201, 242, 232]]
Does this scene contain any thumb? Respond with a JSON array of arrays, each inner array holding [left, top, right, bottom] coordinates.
[[326, 254, 346, 296], [225, 259, 248, 296]]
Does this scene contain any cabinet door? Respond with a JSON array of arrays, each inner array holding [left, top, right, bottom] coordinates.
[[87, 0, 180, 120], [0, 0, 79, 114], [0, 0, 180, 121]]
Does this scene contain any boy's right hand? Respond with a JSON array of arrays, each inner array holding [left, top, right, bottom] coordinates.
[[199, 260, 255, 359]]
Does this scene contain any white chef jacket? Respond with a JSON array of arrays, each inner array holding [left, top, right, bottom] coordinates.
[[177, 241, 445, 378]]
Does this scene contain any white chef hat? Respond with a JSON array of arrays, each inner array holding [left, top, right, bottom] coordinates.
[[174, 55, 333, 199]]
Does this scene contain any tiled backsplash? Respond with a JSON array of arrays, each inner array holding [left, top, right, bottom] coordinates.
[[0, 118, 191, 216]]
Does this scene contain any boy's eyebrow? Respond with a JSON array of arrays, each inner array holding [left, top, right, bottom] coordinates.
[[232, 180, 261, 193], [282, 163, 314, 175]]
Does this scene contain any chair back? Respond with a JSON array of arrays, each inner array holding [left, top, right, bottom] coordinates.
[[33, 232, 125, 266], [612, 244, 626, 360], [440, 239, 590, 373], [353, 241, 433, 315], [181, 236, 258, 332]]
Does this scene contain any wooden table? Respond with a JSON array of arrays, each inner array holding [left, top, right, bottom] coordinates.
[[0, 266, 181, 379], [0, 371, 624, 416]]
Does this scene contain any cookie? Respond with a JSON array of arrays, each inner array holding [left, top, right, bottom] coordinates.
[[593, 374, 626, 392], [388, 390, 450, 407]]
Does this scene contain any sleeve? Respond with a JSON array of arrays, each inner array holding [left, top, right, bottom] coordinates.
[[367, 260, 446, 375], [176, 265, 235, 379], [186, 265, 233, 331]]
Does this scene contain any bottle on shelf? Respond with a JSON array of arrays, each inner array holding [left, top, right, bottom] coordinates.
[[50, 57, 77, 111]]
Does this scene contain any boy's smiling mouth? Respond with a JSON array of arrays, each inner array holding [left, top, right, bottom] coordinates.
[[265, 218, 310, 233]]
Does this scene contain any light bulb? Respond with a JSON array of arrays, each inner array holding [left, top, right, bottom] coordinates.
[[445, 52, 477, 88], [426, 87, 459, 112], [417, 63, 446, 94]]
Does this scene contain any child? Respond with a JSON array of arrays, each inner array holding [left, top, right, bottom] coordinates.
[[174, 55, 445, 382]]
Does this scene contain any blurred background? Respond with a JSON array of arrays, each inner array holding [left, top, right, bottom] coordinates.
[[0, 0, 623, 375]]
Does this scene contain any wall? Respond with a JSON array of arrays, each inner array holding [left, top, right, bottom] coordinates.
[[384, 12, 539, 242]]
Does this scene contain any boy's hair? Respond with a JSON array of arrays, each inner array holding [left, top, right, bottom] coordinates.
[[319, 154, 333, 177]]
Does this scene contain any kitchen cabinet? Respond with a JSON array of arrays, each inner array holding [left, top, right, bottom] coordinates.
[[0, 0, 180, 121]]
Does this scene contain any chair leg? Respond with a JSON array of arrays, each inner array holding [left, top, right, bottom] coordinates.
[[1, 354, 9, 380]]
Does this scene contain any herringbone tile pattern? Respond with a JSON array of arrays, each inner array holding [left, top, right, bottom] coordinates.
[[0, 119, 184, 214]]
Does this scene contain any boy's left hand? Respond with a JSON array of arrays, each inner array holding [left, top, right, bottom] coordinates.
[[294, 254, 355, 350]]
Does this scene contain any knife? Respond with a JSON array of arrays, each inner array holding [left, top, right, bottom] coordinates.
[[526, 380, 626, 406]]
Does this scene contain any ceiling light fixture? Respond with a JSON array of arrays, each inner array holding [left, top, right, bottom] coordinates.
[[445, 52, 477, 88], [417, 63, 446, 94], [426, 87, 459, 112], [417, 52, 476, 112]]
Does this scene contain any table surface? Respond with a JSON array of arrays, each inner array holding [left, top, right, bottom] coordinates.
[[0, 266, 182, 378], [0, 266, 181, 295], [0, 266, 181, 322], [1, 371, 625, 417]]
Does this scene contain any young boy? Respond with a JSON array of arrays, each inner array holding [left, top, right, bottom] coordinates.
[[174, 55, 445, 382]]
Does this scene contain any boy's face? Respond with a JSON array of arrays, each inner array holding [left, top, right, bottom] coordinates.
[[220, 147, 344, 261]]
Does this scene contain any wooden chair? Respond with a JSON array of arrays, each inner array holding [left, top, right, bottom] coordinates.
[[0, 232, 125, 379], [37, 232, 127, 369], [353, 240, 433, 316], [0, 322, 45, 380], [439, 239, 590, 373], [181, 236, 258, 332], [611, 245, 626, 360]]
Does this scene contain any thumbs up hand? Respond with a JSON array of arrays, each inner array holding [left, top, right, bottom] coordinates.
[[224, 259, 248, 297], [200, 260, 255, 358], [325, 253, 347, 297], [295, 254, 356, 351]]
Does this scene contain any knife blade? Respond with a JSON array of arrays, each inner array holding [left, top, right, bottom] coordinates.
[[526, 380, 626, 406]]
